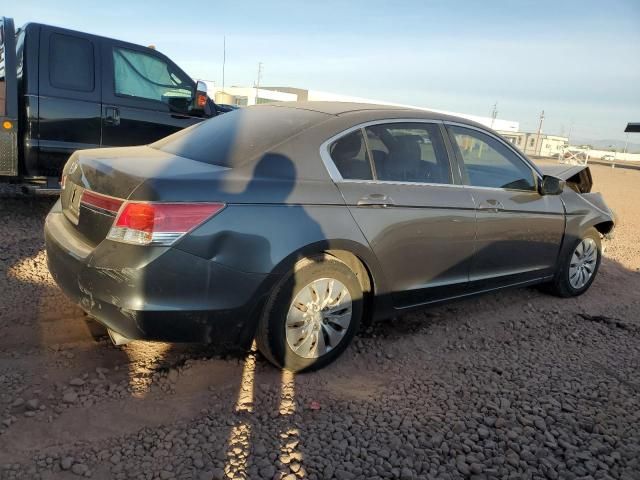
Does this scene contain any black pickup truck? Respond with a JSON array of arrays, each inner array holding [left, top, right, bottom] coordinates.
[[0, 17, 223, 193]]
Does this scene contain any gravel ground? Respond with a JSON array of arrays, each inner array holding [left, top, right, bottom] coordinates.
[[0, 162, 639, 480]]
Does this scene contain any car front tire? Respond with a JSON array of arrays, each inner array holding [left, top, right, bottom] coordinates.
[[547, 227, 602, 297], [256, 254, 363, 372]]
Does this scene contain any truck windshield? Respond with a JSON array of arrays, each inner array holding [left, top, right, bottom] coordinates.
[[151, 106, 328, 167], [113, 47, 193, 110]]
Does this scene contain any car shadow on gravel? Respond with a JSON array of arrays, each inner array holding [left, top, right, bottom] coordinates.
[[360, 245, 639, 342]]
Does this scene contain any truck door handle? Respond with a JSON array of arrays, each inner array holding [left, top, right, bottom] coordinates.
[[357, 194, 394, 207], [478, 200, 504, 212], [104, 106, 120, 126]]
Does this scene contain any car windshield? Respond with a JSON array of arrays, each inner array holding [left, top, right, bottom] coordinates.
[[151, 106, 328, 167]]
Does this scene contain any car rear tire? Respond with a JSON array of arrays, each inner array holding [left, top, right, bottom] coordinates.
[[546, 227, 602, 297], [256, 254, 363, 372]]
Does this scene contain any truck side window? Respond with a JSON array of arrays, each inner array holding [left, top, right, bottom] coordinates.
[[49, 33, 94, 91], [113, 47, 193, 112]]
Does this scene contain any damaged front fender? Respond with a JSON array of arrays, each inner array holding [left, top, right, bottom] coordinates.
[[541, 163, 615, 237], [560, 184, 615, 241]]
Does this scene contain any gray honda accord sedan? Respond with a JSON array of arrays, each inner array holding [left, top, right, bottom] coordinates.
[[45, 102, 615, 371]]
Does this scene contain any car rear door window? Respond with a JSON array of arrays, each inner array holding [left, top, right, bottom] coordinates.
[[113, 47, 193, 111], [49, 33, 94, 91], [329, 130, 373, 180], [364, 123, 451, 184], [450, 126, 536, 191]]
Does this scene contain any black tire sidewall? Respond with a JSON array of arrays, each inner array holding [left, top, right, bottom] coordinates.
[[261, 257, 363, 372]]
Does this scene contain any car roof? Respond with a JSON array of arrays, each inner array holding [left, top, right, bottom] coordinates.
[[205, 102, 489, 182], [263, 101, 488, 129], [266, 101, 405, 115]]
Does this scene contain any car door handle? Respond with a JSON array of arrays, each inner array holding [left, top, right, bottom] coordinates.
[[104, 106, 120, 126], [478, 200, 504, 212], [357, 194, 394, 207], [171, 113, 191, 119]]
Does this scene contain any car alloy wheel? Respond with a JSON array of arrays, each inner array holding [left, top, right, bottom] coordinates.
[[285, 277, 352, 359]]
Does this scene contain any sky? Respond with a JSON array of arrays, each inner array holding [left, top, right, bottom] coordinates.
[[8, 0, 640, 142]]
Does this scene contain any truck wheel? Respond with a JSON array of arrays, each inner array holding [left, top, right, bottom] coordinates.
[[547, 227, 602, 297], [256, 255, 362, 372]]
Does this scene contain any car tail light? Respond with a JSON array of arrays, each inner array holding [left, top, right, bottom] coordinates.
[[107, 202, 225, 246], [81, 190, 124, 214]]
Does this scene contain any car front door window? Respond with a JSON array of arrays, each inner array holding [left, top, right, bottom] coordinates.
[[450, 126, 536, 191]]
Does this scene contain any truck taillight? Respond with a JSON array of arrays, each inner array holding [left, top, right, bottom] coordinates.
[[196, 92, 207, 108], [107, 202, 225, 246]]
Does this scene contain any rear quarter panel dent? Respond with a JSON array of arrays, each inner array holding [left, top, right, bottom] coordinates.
[[176, 204, 387, 286]]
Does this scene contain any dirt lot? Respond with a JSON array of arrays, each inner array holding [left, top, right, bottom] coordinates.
[[0, 162, 639, 480]]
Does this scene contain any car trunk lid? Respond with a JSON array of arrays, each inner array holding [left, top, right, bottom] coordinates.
[[61, 146, 229, 246]]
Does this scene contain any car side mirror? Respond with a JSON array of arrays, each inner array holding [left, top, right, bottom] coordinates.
[[540, 175, 565, 195], [191, 80, 208, 114]]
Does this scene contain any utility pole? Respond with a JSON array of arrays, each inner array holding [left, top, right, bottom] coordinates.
[[222, 36, 226, 92], [534, 110, 545, 156], [614, 132, 630, 169], [623, 132, 630, 155], [567, 121, 573, 145], [255, 62, 263, 105], [490, 102, 498, 129]]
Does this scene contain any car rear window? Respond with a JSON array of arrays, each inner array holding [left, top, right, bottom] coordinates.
[[151, 106, 328, 167]]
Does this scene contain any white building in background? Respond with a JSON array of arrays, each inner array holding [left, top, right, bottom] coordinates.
[[206, 84, 520, 133], [499, 132, 569, 157], [208, 85, 297, 106]]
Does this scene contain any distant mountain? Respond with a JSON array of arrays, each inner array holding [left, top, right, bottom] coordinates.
[[571, 138, 640, 153]]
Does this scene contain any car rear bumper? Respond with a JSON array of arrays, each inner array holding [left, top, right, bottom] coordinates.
[[44, 203, 275, 346]]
